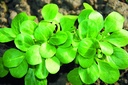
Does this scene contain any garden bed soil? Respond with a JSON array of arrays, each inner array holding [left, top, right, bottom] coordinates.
[[0, 0, 128, 85]]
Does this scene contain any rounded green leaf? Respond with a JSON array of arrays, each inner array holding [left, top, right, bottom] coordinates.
[[59, 31, 73, 47], [110, 47, 128, 69], [78, 20, 88, 39], [83, 3, 94, 10], [0, 28, 16, 43], [78, 9, 93, 23], [56, 46, 77, 64], [34, 21, 55, 43], [67, 68, 83, 85], [104, 11, 124, 33], [25, 45, 42, 65], [3, 48, 24, 68], [99, 41, 113, 56], [77, 54, 94, 68], [42, 4, 58, 21], [78, 62, 99, 84], [14, 34, 35, 51], [11, 12, 28, 34], [40, 42, 56, 58], [20, 20, 37, 36], [45, 56, 60, 74], [9, 60, 28, 78], [35, 59, 49, 79], [0, 57, 8, 77], [78, 38, 96, 58], [60, 15, 77, 32], [105, 29, 128, 47], [98, 60, 120, 84], [49, 31, 68, 45]]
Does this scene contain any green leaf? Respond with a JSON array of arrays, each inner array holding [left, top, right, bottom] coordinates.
[[45, 56, 60, 74], [25, 45, 42, 65], [78, 9, 93, 23], [56, 46, 77, 64], [60, 15, 77, 32], [67, 68, 83, 85], [3, 48, 24, 68], [104, 11, 124, 33], [83, 3, 94, 10], [78, 38, 96, 58], [110, 47, 128, 69], [89, 11, 103, 32], [77, 54, 94, 68], [99, 41, 113, 56], [35, 59, 49, 79], [25, 68, 37, 85], [78, 62, 99, 84], [0, 28, 16, 43], [49, 31, 68, 45], [39, 42, 56, 58], [20, 20, 37, 36], [11, 12, 28, 34], [14, 34, 35, 51], [34, 21, 55, 43], [77, 20, 88, 39], [59, 31, 73, 47], [9, 60, 28, 78], [0, 57, 8, 77], [42, 4, 58, 21], [105, 29, 128, 47], [36, 79, 47, 85], [98, 60, 120, 84]]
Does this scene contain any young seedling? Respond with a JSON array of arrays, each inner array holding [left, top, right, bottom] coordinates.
[[0, 3, 128, 85]]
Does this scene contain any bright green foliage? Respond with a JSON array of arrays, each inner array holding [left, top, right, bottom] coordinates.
[[78, 38, 96, 58], [67, 68, 83, 85], [78, 62, 99, 84], [11, 12, 30, 34], [49, 31, 68, 45], [77, 54, 94, 68], [25, 45, 42, 65], [98, 60, 120, 84], [42, 4, 58, 21], [60, 15, 77, 32], [35, 59, 49, 79], [0, 3, 128, 85], [3, 48, 24, 68], [34, 21, 55, 43], [0, 28, 16, 43], [14, 34, 35, 51], [45, 56, 60, 74], [9, 60, 28, 78], [20, 20, 37, 36], [56, 46, 77, 64], [40, 42, 56, 58], [0, 57, 8, 77]]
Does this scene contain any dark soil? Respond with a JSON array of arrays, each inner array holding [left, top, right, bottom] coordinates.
[[0, 0, 128, 85]]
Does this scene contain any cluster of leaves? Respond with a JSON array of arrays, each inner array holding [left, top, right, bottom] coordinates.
[[0, 3, 128, 85]]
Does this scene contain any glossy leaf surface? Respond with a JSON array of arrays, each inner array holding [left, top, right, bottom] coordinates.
[[0, 28, 16, 43], [3, 48, 24, 68], [9, 60, 28, 78], [45, 56, 60, 74], [78, 62, 99, 84], [14, 34, 35, 51], [98, 60, 120, 84], [40, 42, 56, 58], [56, 46, 77, 64], [25, 45, 42, 65], [42, 4, 58, 21]]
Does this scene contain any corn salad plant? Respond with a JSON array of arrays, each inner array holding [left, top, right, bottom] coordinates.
[[0, 3, 128, 85]]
